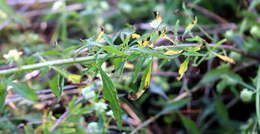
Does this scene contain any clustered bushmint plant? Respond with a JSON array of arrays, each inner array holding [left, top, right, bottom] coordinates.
[[0, 0, 260, 133]]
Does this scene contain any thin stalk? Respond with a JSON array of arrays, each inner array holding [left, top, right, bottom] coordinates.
[[256, 67, 260, 129], [155, 44, 260, 62], [1, 43, 259, 76], [0, 54, 106, 76]]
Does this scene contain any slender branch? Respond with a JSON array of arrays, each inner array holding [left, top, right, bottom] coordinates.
[[22, 4, 84, 17], [0, 54, 106, 76], [49, 96, 84, 132], [49, 110, 70, 132], [1, 43, 258, 76], [7, 0, 58, 5], [155, 44, 260, 62], [130, 115, 160, 134], [187, 3, 228, 24]]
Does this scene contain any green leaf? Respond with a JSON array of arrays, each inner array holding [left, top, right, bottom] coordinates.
[[129, 59, 152, 100], [216, 80, 228, 94], [103, 34, 114, 46], [183, 51, 205, 56], [215, 38, 227, 46], [102, 46, 126, 56], [223, 72, 255, 90], [42, 50, 62, 56], [113, 58, 125, 76], [200, 65, 229, 84], [24, 125, 34, 134], [139, 59, 152, 90], [49, 74, 64, 97], [0, 81, 6, 111], [183, 16, 198, 35], [159, 98, 190, 115], [0, 0, 15, 15], [4, 80, 38, 101], [130, 48, 170, 59], [215, 96, 230, 124], [53, 67, 81, 84], [99, 68, 122, 127], [186, 36, 204, 44], [182, 46, 201, 52], [131, 56, 146, 83], [179, 114, 201, 134]]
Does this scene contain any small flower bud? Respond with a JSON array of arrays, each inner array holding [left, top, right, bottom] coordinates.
[[250, 26, 260, 38], [240, 88, 254, 103]]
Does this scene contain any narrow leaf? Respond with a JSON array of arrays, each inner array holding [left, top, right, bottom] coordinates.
[[0, 81, 6, 111], [215, 96, 230, 124], [49, 74, 64, 97], [200, 65, 229, 84], [4, 80, 38, 101], [159, 98, 190, 115], [179, 114, 201, 134], [139, 59, 153, 90], [130, 59, 152, 100], [102, 46, 125, 55], [99, 68, 122, 127], [53, 67, 81, 84], [214, 53, 235, 64], [131, 57, 146, 83]]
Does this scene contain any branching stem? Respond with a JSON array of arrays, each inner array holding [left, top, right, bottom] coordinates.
[[1, 44, 259, 76]]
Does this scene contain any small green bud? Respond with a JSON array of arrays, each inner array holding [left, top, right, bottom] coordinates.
[[240, 88, 254, 103], [225, 30, 235, 40], [250, 26, 260, 38]]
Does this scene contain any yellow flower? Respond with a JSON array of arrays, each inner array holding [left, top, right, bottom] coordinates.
[[149, 11, 162, 28], [96, 27, 104, 43], [131, 33, 141, 39], [139, 40, 149, 48], [185, 17, 198, 32], [3, 49, 23, 61]]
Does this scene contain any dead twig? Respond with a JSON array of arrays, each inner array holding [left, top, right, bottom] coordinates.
[[121, 101, 142, 126]]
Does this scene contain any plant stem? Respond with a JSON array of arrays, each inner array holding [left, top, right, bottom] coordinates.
[[155, 44, 260, 62], [1, 43, 259, 76], [0, 54, 106, 76], [256, 66, 260, 129]]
